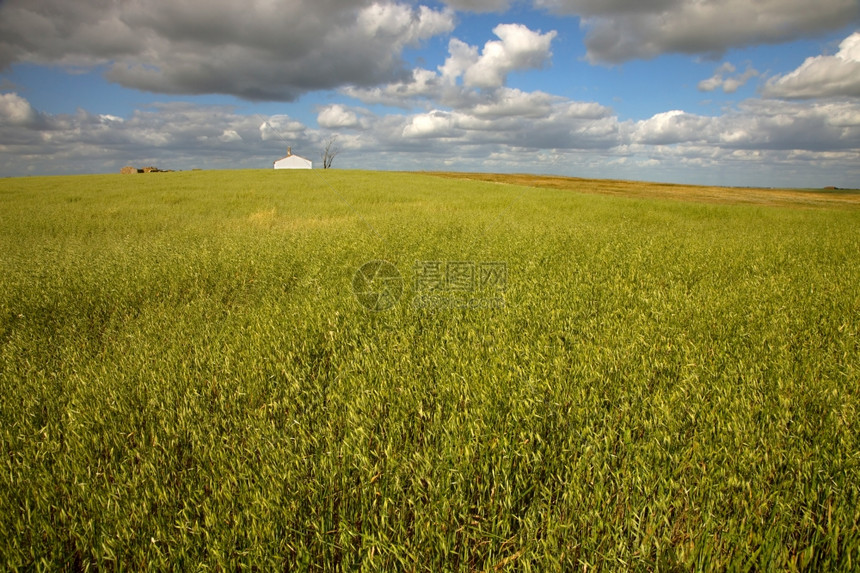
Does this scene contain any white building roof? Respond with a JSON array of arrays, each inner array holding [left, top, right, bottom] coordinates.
[[274, 147, 312, 169]]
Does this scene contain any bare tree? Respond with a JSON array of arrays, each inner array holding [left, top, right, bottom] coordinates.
[[321, 136, 340, 169]]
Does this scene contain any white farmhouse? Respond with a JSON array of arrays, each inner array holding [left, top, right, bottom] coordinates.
[[273, 147, 312, 169]]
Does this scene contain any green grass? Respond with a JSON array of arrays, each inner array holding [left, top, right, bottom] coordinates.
[[1, 169, 859, 570]]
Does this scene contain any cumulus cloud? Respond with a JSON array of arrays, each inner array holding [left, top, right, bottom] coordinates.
[[318, 104, 363, 129], [440, 24, 557, 88], [402, 110, 459, 138], [631, 100, 860, 151], [344, 20, 617, 152], [259, 115, 307, 143], [0, 92, 41, 126], [342, 69, 445, 108], [763, 31, 860, 99], [0, 0, 454, 101], [390, 86, 620, 150], [535, 0, 859, 63], [345, 23, 558, 111], [469, 89, 559, 118], [698, 63, 759, 93], [719, 99, 860, 151], [634, 110, 713, 145], [218, 129, 243, 143]]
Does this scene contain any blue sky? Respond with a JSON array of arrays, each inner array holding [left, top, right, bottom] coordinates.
[[1, 0, 859, 187]]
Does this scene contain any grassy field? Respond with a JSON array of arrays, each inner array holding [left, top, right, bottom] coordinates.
[[1, 169, 858, 570]]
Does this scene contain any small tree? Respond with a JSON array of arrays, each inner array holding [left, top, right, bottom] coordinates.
[[321, 136, 340, 169]]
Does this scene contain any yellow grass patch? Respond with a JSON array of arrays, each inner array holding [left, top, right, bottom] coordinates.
[[424, 172, 860, 209]]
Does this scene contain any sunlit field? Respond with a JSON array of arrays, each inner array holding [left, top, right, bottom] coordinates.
[[1, 169, 858, 570]]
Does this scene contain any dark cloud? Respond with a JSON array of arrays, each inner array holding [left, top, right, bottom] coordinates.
[[536, 0, 859, 62], [442, 0, 512, 13], [535, 0, 676, 15], [0, 0, 454, 101]]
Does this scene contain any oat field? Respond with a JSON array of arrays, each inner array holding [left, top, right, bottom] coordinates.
[[1, 170, 858, 570]]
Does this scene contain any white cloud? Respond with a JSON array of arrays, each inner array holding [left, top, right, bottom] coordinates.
[[631, 100, 860, 151], [469, 88, 559, 118], [634, 110, 713, 145], [0, 0, 454, 101], [402, 110, 458, 138], [440, 39, 481, 84], [342, 68, 444, 108], [698, 63, 759, 94], [535, 0, 859, 63], [345, 25, 559, 111], [698, 64, 735, 92], [0, 92, 40, 126], [764, 31, 860, 99], [440, 24, 557, 88], [218, 129, 243, 143], [719, 99, 860, 150], [318, 104, 363, 129], [357, 4, 454, 45], [260, 115, 308, 142], [352, 78, 619, 150]]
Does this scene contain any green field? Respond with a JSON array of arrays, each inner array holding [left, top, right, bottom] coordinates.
[[1, 169, 859, 570]]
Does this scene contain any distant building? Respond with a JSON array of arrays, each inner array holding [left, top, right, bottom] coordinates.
[[120, 165, 169, 174], [274, 147, 312, 169]]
